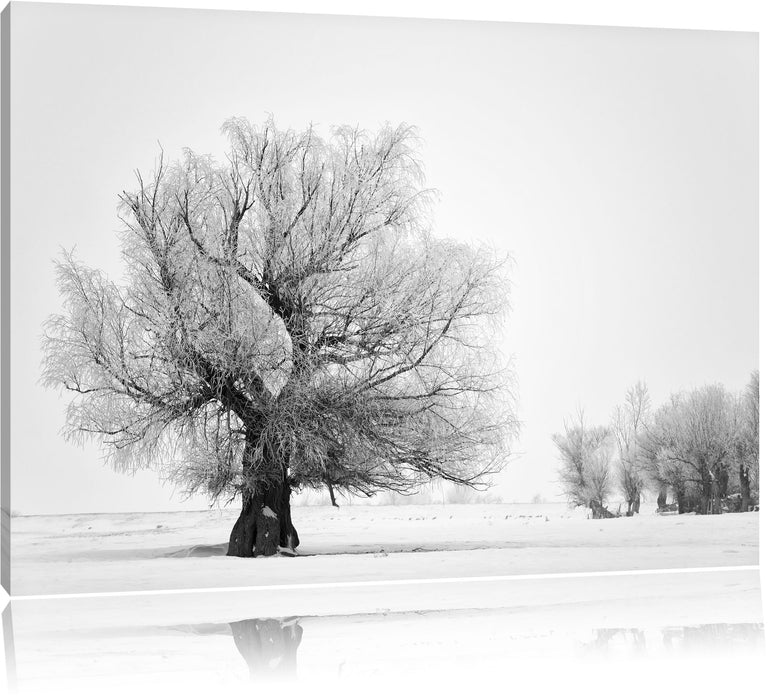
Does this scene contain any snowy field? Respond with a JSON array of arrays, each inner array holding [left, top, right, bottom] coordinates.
[[10, 502, 759, 595]]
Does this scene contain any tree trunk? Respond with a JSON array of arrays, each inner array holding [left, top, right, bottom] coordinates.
[[227, 440, 299, 557], [675, 486, 689, 514], [633, 495, 640, 514], [326, 478, 339, 508], [590, 499, 615, 519], [710, 477, 721, 515], [657, 485, 668, 510], [740, 464, 751, 513], [698, 475, 713, 515], [719, 468, 730, 500]]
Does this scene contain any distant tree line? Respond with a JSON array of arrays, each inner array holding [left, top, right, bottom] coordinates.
[[553, 372, 759, 518]]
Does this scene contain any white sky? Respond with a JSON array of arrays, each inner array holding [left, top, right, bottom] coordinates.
[[8, 4, 757, 514]]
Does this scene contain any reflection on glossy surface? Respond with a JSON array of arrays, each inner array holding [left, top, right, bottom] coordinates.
[[3, 568, 764, 696], [582, 623, 764, 657], [231, 618, 303, 680], [176, 618, 304, 680], [2, 603, 16, 695]]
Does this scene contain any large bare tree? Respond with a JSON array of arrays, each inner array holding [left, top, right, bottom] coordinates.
[[42, 118, 516, 557]]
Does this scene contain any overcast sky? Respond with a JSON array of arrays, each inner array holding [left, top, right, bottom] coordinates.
[[8, 4, 757, 514]]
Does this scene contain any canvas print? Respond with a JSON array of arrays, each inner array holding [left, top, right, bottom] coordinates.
[[0, 4, 759, 601]]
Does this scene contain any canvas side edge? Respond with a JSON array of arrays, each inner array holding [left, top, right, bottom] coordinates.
[[1, 2, 11, 597]]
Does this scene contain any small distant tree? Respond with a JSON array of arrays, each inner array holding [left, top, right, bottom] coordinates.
[[553, 411, 613, 518], [611, 382, 650, 516], [732, 370, 759, 511], [42, 117, 516, 557]]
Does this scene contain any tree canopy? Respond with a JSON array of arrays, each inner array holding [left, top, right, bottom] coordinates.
[[43, 117, 516, 554]]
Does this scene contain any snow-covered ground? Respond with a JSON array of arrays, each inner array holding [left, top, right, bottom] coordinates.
[[10, 503, 758, 595]]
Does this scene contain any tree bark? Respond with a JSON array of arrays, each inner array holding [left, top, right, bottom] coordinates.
[[719, 468, 730, 500], [710, 477, 721, 515], [227, 440, 299, 557], [675, 486, 689, 514], [326, 478, 339, 508], [626, 495, 641, 517], [698, 473, 713, 515], [740, 464, 751, 513], [657, 485, 668, 510], [590, 499, 615, 519]]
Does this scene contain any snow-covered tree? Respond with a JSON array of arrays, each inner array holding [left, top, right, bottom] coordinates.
[[611, 382, 650, 516], [42, 117, 516, 557], [553, 411, 613, 518], [641, 385, 737, 514], [732, 370, 759, 511]]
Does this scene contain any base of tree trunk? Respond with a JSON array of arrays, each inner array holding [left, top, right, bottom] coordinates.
[[227, 481, 299, 558], [590, 500, 616, 519], [676, 489, 695, 515], [625, 497, 640, 517], [697, 491, 721, 515], [740, 465, 751, 513]]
